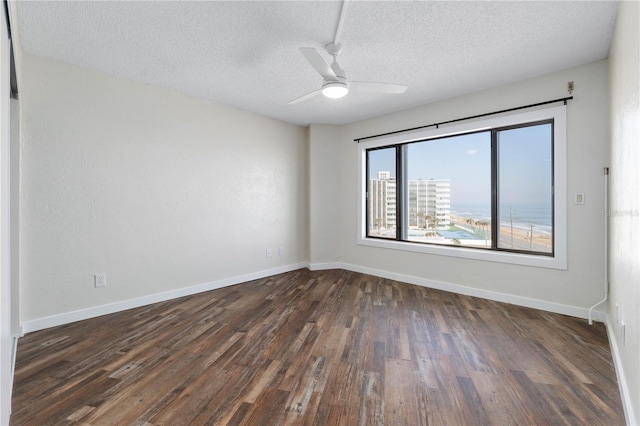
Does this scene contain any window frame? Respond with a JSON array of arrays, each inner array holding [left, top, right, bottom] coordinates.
[[357, 105, 567, 270], [365, 146, 400, 240]]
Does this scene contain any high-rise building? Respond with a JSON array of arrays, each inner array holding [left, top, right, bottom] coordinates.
[[428, 179, 451, 229], [369, 173, 450, 234], [368, 172, 396, 234]]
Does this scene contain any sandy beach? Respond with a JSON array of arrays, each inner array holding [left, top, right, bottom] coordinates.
[[372, 215, 553, 253], [449, 214, 552, 252]]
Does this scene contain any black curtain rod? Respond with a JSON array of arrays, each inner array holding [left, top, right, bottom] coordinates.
[[2, 1, 11, 38], [354, 96, 573, 142], [3, 0, 18, 99]]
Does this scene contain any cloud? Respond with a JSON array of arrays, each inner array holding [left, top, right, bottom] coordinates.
[[466, 149, 478, 155]]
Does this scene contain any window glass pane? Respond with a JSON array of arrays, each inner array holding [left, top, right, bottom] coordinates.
[[367, 148, 396, 238], [497, 123, 553, 253], [405, 132, 492, 248]]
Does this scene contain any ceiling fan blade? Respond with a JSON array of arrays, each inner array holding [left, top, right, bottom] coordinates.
[[300, 47, 337, 81], [350, 81, 408, 94], [288, 88, 323, 105]]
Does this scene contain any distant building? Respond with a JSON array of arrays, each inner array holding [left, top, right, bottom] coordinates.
[[377, 171, 391, 180], [369, 173, 450, 233], [369, 172, 396, 233], [409, 179, 450, 230]]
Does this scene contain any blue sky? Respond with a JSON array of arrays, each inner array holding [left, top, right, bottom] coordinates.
[[368, 124, 552, 206], [498, 124, 553, 205]]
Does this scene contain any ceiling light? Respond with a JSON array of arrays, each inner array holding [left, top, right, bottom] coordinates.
[[322, 81, 349, 99]]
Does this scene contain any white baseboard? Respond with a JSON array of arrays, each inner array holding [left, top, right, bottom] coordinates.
[[307, 262, 342, 272], [21, 262, 309, 334], [22, 259, 607, 332], [309, 261, 607, 322], [606, 313, 637, 426]]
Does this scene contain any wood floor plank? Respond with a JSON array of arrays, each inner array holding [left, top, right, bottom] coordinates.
[[10, 269, 625, 425], [468, 370, 538, 425], [384, 358, 418, 425]]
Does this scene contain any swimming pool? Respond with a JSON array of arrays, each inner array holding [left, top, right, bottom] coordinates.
[[437, 229, 476, 239]]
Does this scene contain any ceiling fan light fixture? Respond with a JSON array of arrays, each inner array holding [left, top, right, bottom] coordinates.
[[322, 81, 349, 99]]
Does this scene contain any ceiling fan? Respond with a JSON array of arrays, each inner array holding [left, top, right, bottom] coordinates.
[[288, 42, 408, 104]]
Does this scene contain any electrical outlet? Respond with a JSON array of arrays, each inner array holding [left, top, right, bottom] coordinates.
[[265, 248, 272, 258], [94, 273, 107, 288], [279, 247, 284, 256]]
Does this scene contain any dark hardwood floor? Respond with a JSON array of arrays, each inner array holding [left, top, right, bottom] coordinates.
[[11, 269, 624, 425]]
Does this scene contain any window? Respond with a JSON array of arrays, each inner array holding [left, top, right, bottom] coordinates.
[[496, 123, 553, 254], [367, 148, 397, 239], [358, 106, 566, 269]]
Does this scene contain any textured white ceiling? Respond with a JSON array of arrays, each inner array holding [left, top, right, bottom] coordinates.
[[14, 1, 617, 126]]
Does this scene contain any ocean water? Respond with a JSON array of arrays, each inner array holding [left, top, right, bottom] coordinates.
[[452, 202, 552, 233]]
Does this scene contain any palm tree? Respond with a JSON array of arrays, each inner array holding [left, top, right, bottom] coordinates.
[[425, 214, 434, 230], [477, 220, 490, 246]]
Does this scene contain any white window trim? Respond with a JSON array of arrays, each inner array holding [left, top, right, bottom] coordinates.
[[357, 105, 567, 270]]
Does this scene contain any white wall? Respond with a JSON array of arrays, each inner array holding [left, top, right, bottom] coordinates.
[[608, 1, 640, 424], [0, 7, 11, 424], [310, 60, 610, 317], [10, 98, 19, 337], [309, 124, 342, 265], [19, 53, 308, 328]]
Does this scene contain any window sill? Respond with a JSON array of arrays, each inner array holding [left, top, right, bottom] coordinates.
[[358, 237, 567, 270]]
